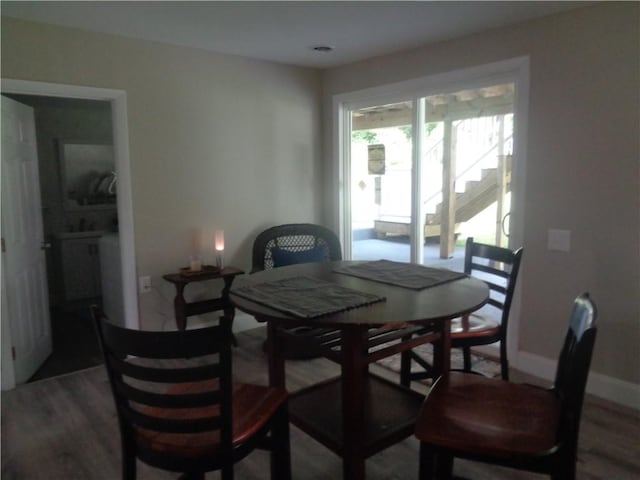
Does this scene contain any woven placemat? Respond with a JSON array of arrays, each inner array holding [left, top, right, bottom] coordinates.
[[334, 259, 466, 290], [232, 275, 385, 318]]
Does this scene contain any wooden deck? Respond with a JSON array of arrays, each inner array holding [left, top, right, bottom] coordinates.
[[374, 216, 460, 240]]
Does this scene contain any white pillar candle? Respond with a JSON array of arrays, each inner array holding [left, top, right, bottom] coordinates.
[[214, 230, 225, 252], [189, 256, 202, 272]]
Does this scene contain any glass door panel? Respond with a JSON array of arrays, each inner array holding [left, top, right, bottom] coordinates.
[[350, 101, 413, 262], [422, 83, 515, 268], [419, 83, 516, 333], [345, 83, 515, 269]]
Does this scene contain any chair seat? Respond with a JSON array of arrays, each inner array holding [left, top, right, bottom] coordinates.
[[415, 372, 561, 459], [136, 382, 288, 458], [450, 314, 500, 340]]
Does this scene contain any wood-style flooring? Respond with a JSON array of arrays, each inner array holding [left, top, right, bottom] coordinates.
[[28, 306, 103, 383], [2, 327, 639, 480]]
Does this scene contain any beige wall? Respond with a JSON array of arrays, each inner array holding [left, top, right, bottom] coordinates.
[[2, 4, 638, 390], [323, 3, 640, 385], [1, 16, 323, 329]]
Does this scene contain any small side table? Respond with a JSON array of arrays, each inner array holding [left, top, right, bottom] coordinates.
[[162, 266, 245, 343]]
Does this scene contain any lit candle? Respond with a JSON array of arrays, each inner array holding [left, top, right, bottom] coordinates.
[[214, 230, 224, 268], [214, 230, 224, 252]]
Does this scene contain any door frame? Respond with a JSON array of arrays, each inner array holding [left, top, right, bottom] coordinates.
[[1, 79, 139, 389], [332, 56, 529, 366]]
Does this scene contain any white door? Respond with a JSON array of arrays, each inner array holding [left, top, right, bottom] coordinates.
[[1, 95, 52, 385]]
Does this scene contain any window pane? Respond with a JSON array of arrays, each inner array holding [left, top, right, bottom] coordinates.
[[422, 83, 514, 266], [350, 101, 413, 262]]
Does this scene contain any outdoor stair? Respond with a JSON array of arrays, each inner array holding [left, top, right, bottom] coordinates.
[[426, 167, 511, 227], [374, 165, 511, 240]]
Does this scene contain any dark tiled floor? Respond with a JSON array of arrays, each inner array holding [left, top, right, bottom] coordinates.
[[28, 305, 103, 383]]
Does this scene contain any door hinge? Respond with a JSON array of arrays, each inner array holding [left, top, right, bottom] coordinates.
[[11, 347, 16, 360], [1, 237, 5, 253]]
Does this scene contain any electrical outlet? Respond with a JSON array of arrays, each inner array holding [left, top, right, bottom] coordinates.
[[139, 276, 152, 293]]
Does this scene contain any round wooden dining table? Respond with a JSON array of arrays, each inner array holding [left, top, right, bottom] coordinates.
[[230, 260, 489, 480]]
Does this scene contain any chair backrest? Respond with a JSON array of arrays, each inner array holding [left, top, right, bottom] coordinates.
[[92, 307, 234, 471], [464, 237, 523, 337], [553, 293, 598, 449], [251, 223, 342, 272]]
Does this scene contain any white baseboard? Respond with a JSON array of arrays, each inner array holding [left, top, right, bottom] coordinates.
[[514, 351, 556, 382], [516, 351, 640, 412]]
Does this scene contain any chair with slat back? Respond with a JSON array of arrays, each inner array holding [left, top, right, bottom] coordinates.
[[414, 293, 598, 480], [251, 223, 343, 359], [401, 237, 523, 384], [92, 307, 291, 480]]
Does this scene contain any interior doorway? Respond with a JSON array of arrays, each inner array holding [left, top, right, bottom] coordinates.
[[4, 94, 116, 382], [0, 79, 138, 390]]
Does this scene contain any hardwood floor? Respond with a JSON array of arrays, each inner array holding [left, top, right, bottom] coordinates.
[[2, 326, 639, 479], [28, 306, 103, 383]]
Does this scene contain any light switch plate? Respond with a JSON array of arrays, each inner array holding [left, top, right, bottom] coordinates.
[[548, 229, 571, 252]]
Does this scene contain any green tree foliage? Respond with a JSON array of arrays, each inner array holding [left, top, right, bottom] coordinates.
[[400, 126, 412, 140], [399, 123, 438, 141], [352, 130, 378, 143], [352, 123, 438, 144]]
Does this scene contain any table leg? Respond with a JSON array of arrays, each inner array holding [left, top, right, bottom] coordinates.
[[266, 320, 286, 389], [341, 326, 368, 480], [431, 318, 451, 378], [173, 284, 187, 330]]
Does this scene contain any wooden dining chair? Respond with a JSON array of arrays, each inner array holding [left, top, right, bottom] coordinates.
[[92, 307, 291, 480], [414, 293, 597, 480], [401, 237, 523, 384], [251, 223, 343, 359]]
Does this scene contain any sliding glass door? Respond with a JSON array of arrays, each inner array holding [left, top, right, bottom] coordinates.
[[341, 75, 519, 269], [336, 58, 528, 359]]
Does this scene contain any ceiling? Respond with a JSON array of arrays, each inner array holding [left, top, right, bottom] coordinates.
[[1, 1, 588, 69]]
